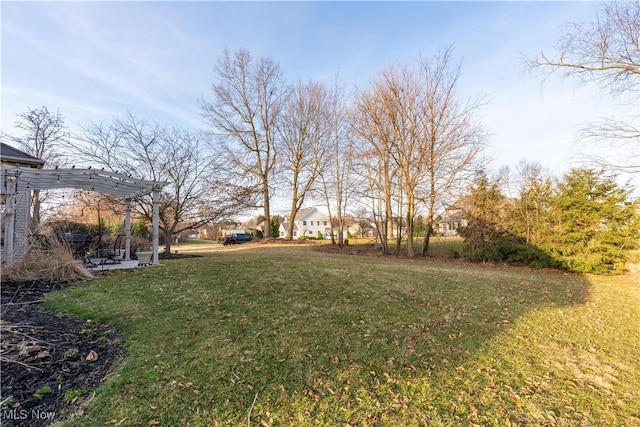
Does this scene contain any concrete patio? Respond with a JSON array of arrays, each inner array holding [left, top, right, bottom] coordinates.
[[86, 259, 161, 272]]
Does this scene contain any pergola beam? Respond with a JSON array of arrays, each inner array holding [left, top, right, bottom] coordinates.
[[3, 167, 162, 199], [2, 166, 168, 266]]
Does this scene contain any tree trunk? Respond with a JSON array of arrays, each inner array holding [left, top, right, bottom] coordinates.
[[263, 179, 271, 239], [30, 190, 41, 232], [422, 222, 432, 256], [421, 193, 436, 256], [406, 193, 415, 256], [384, 163, 393, 252], [286, 196, 298, 240], [164, 228, 172, 254]]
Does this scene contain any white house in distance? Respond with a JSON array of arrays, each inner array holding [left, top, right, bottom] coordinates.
[[279, 206, 331, 239], [437, 200, 469, 236]]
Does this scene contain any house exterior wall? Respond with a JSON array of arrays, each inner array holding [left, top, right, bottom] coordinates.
[[221, 228, 246, 237], [1, 174, 34, 264], [2, 143, 43, 264], [279, 207, 331, 239], [437, 218, 468, 235], [297, 214, 330, 238]]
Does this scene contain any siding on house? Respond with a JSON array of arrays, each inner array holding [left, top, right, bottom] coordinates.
[[279, 206, 331, 239], [1, 143, 44, 264], [437, 200, 470, 236]]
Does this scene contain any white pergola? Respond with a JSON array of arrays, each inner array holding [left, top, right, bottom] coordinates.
[[2, 165, 168, 265]]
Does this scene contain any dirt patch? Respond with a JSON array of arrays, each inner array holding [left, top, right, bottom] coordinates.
[[310, 242, 582, 276], [159, 252, 202, 260], [1, 280, 124, 426], [258, 238, 315, 245]]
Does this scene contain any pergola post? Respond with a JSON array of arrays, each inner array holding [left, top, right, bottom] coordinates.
[[152, 187, 160, 265], [13, 180, 31, 263], [124, 198, 132, 261]]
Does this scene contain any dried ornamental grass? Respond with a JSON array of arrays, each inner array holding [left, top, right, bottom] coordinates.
[[1, 238, 93, 283]]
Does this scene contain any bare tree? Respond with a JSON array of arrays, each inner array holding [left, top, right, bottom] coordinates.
[[529, 0, 640, 173], [153, 128, 235, 253], [75, 113, 233, 254], [508, 160, 554, 245], [417, 49, 487, 256], [201, 49, 289, 238], [278, 80, 332, 239], [5, 106, 69, 229], [319, 78, 356, 247], [353, 64, 426, 255], [352, 50, 486, 256], [351, 81, 396, 254], [351, 151, 396, 253], [380, 64, 429, 256]]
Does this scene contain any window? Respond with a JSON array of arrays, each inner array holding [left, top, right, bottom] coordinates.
[[303, 220, 307, 226], [323, 221, 327, 226]]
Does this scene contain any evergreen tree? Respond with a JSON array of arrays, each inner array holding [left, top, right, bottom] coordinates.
[[549, 168, 640, 274], [458, 171, 507, 261], [269, 216, 281, 238]]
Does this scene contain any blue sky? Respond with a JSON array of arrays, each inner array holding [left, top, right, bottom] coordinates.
[[2, 1, 634, 191]]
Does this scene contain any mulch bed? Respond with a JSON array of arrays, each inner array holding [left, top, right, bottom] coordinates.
[[1, 280, 124, 426], [159, 252, 202, 259]]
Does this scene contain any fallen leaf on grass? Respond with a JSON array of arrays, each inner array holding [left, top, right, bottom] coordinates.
[[86, 350, 99, 362]]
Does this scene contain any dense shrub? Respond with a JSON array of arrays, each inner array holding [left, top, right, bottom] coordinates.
[[460, 168, 640, 274]]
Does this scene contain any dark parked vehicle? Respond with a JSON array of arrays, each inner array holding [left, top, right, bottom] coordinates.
[[222, 233, 254, 245]]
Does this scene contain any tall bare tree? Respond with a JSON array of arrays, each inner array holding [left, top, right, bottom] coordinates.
[[417, 50, 486, 256], [6, 106, 69, 229], [529, 0, 640, 173], [508, 160, 554, 245], [352, 50, 486, 256], [278, 80, 332, 239], [75, 113, 233, 254], [201, 49, 289, 237], [380, 65, 429, 256], [319, 78, 355, 247], [351, 81, 396, 254]]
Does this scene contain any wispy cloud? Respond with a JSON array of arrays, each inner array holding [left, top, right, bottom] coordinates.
[[3, 3, 209, 129], [2, 0, 635, 193]]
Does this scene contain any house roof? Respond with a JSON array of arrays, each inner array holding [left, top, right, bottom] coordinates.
[[280, 222, 299, 232], [1, 142, 45, 166], [294, 206, 328, 221]]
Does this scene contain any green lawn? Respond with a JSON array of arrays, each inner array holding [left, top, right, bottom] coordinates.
[[46, 245, 640, 426]]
